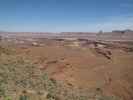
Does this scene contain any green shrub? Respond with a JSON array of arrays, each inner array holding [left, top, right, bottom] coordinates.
[[4, 96, 12, 100]]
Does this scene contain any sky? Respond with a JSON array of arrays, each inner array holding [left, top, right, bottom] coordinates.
[[0, 0, 133, 32]]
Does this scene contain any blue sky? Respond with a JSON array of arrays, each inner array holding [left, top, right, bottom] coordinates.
[[0, 0, 133, 32]]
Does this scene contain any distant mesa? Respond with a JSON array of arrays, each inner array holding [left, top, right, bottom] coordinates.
[[112, 29, 133, 33]]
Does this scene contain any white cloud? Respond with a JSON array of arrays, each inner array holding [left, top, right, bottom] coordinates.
[[95, 16, 133, 32]]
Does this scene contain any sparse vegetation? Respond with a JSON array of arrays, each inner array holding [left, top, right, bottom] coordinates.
[[0, 45, 122, 100]]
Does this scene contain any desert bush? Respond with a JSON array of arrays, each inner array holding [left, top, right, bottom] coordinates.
[[4, 96, 12, 100], [0, 46, 14, 55], [0, 82, 5, 97]]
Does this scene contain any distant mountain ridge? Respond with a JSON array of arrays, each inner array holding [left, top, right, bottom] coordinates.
[[112, 29, 133, 33], [0, 29, 133, 41]]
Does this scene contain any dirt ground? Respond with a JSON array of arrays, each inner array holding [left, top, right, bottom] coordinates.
[[8, 39, 133, 100]]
